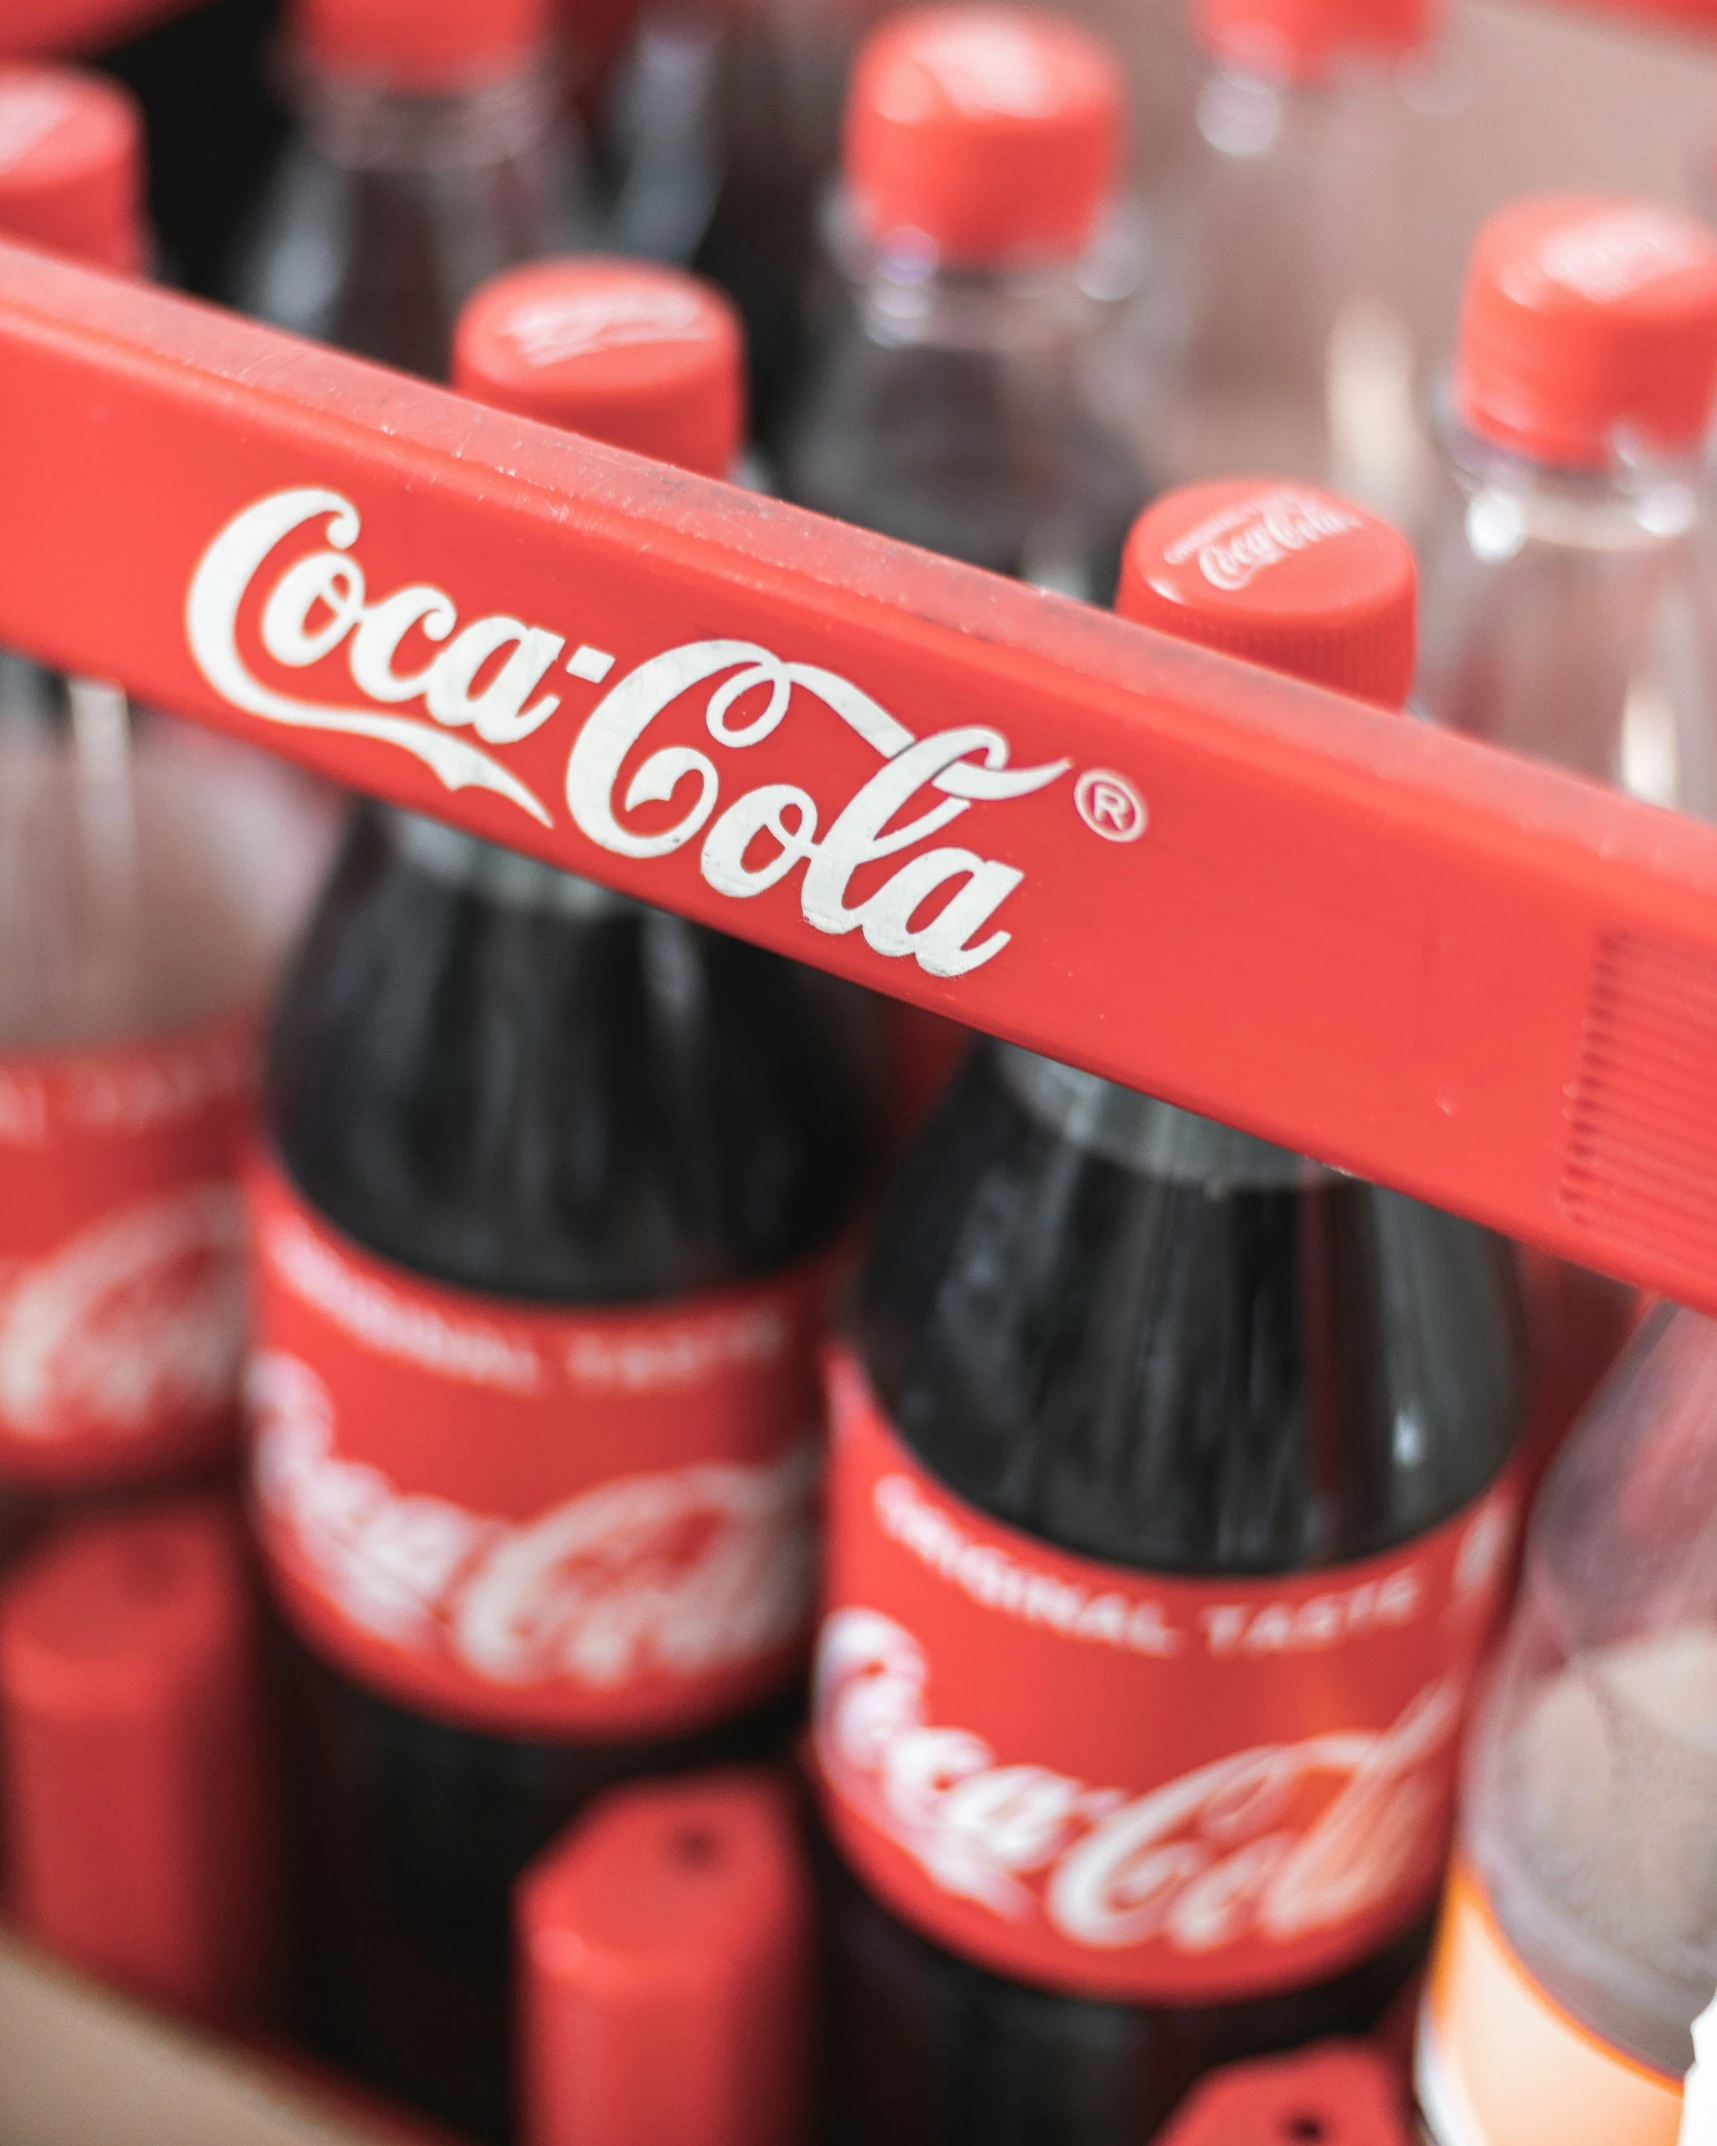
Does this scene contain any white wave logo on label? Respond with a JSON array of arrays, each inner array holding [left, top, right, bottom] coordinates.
[[250, 1352, 818, 1690], [0, 1184, 247, 1442], [814, 1608, 1455, 1958], [1164, 489, 1362, 596], [185, 489, 1078, 981]]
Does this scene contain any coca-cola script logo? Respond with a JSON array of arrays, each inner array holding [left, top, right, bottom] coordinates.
[[251, 1351, 819, 1689], [0, 1183, 246, 1442], [1163, 489, 1362, 596], [814, 1607, 1457, 1959], [186, 489, 1075, 979]]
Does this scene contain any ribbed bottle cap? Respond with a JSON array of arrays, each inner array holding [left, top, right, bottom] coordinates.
[[844, 7, 1123, 266], [454, 257, 745, 480], [517, 1770, 813, 2146], [1455, 194, 1717, 467], [1118, 479, 1416, 708], [1196, 0, 1431, 80], [0, 1498, 279, 2027], [0, 64, 143, 275], [294, 0, 550, 89]]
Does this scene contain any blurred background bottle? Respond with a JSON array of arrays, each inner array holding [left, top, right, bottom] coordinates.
[[1415, 191, 1717, 1507], [1135, 0, 1443, 521], [0, 62, 330, 1570], [1417, 1304, 1717, 2146], [232, 0, 593, 378], [782, 4, 1148, 597]]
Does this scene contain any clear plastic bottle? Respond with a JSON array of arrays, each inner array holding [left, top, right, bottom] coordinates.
[[0, 65, 332, 1566], [1138, 0, 1438, 518], [232, 0, 592, 379], [1415, 194, 1717, 1505], [1417, 1304, 1717, 2146], [782, 5, 1150, 603], [1416, 194, 1717, 816]]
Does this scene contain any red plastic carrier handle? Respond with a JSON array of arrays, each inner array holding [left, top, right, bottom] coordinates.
[[0, 240, 1712, 1310]]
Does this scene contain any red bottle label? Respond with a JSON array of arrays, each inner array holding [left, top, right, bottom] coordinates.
[[814, 1346, 1519, 2004], [0, 1013, 256, 1486], [248, 1158, 840, 1738]]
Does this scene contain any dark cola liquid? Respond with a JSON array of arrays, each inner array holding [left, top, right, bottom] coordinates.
[[267, 805, 875, 2140], [825, 1042, 1525, 2146]]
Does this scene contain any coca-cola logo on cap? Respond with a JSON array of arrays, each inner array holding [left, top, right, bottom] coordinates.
[[186, 490, 1080, 984], [495, 286, 721, 368], [1163, 489, 1363, 596]]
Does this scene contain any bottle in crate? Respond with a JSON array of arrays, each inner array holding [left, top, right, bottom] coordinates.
[[246, 257, 876, 2140], [1136, 0, 1439, 516], [1416, 1304, 1717, 2146], [782, 3, 1151, 1128], [783, 5, 1149, 599], [0, 64, 331, 1567], [232, 0, 593, 380], [811, 479, 1527, 2145], [1415, 194, 1717, 1504]]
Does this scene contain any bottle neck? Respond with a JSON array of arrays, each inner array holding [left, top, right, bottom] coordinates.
[[1432, 393, 1706, 556], [292, 51, 561, 173], [996, 1044, 1314, 1187], [822, 190, 1141, 354], [388, 808, 634, 920]]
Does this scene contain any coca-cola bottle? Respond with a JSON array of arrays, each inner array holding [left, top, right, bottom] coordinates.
[[231, 0, 592, 379], [812, 479, 1527, 2145], [782, 4, 1150, 1129], [1416, 1304, 1717, 2146], [1414, 195, 1717, 1502], [783, 5, 1148, 598], [0, 63, 331, 1569], [248, 258, 875, 2141], [1137, 0, 1441, 518]]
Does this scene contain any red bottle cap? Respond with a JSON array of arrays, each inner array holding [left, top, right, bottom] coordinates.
[[294, 0, 550, 90], [454, 258, 745, 481], [1117, 478, 1416, 707], [1455, 194, 1717, 468], [0, 1497, 279, 2027], [517, 1769, 813, 2146], [844, 7, 1123, 265], [0, 64, 143, 276], [1196, 0, 1431, 80], [1158, 2041, 1411, 2144]]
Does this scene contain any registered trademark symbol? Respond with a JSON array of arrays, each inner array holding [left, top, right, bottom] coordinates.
[[1074, 769, 1147, 843]]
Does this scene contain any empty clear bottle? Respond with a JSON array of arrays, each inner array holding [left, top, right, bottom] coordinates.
[[783, 4, 1148, 603], [1415, 194, 1717, 1500], [1139, 0, 1437, 518], [1417, 1304, 1717, 2146], [232, 0, 592, 379], [0, 65, 331, 1565], [1416, 194, 1717, 817]]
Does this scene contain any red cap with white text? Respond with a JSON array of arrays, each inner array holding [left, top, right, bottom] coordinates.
[[0, 1498, 280, 2028], [844, 7, 1123, 265], [295, 0, 550, 89], [1455, 195, 1717, 467], [1196, 0, 1431, 81], [0, 64, 143, 275], [454, 257, 745, 480], [1117, 479, 1416, 707], [517, 1770, 813, 2146]]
